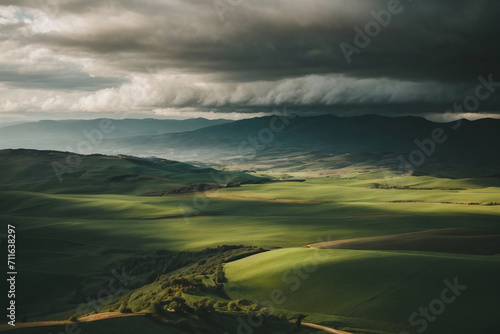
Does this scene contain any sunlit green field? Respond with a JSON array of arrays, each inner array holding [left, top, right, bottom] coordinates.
[[3, 175, 500, 330], [225, 248, 500, 334], [5, 176, 500, 250]]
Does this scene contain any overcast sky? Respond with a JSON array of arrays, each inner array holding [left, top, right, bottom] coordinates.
[[0, 0, 499, 122]]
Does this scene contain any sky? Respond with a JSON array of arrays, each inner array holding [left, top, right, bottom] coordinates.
[[0, 0, 499, 122]]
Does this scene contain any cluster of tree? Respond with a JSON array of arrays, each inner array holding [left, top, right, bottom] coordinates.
[[100, 245, 287, 334], [110, 245, 261, 290], [108, 246, 263, 313]]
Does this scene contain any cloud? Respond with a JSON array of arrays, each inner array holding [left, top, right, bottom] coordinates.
[[0, 64, 125, 91], [70, 72, 467, 112], [0, 0, 499, 118], [20, 0, 499, 82], [425, 112, 500, 123], [152, 108, 273, 120]]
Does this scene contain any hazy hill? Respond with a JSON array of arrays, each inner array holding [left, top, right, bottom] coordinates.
[[0, 120, 27, 128], [100, 115, 500, 177], [0, 118, 231, 151], [1, 115, 498, 177], [0, 149, 264, 194]]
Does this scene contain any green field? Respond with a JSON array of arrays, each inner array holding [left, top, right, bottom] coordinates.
[[2, 150, 500, 333], [225, 248, 500, 334]]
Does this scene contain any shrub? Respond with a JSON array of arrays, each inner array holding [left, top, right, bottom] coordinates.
[[68, 313, 79, 322], [248, 303, 262, 313], [119, 303, 132, 313], [236, 298, 251, 307], [227, 301, 240, 312], [168, 297, 193, 314], [194, 298, 215, 313], [214, 300, 228, 309], [151, 302, 164, 315], [193, 297, 209, 308]]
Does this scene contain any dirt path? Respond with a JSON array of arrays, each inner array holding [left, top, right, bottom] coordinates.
[[1, 312, 355, 334], [0, 312, 148, 332], [300, 321, 354, 334]]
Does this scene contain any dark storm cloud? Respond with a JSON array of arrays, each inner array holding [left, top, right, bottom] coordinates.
[[0, 65, 125, 91], [23, 0, 500, 83], [1, 0, 499, 115]]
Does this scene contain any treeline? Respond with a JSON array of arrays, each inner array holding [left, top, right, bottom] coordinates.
[[99, 245, 277, 333]]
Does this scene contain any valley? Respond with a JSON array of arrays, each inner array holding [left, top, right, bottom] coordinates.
[[1, 115, 499, 334], [2, 2, 500, 333], [1, 145, 499, 333]]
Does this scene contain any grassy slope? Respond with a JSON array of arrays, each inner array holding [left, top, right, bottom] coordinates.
[[0, 149, 265, 320], [0, 149, 264, 194], [3, 177, 500, 252], [2, 162, 499, 329], [224, 248, 500, 334]]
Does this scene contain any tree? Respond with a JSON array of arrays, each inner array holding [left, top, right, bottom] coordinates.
[[68, 313, 79, 322], [214, 261, 225, 284], [295, 314, 307, 328], [214, 300, 228, 309], [169, 297, 193, 314], [227, 301, 240, 312], [119, 303, 132, 313], [152, 302, 164, 316]]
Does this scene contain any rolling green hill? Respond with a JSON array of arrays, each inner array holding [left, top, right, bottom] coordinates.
[[3, 165, 499, 326], [225, 248, 500, 334], [0, 149, 265, 194], [2, 148, 499, 334]]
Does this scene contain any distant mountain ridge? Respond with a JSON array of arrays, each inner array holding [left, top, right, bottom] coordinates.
[[0, 114, 498, 178], [99, 114, 500, 177], [0, 118, 232, 151]]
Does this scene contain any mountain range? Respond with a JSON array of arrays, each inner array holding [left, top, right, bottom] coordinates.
[[1, 115, 499, 178], [98, 114, 500, 178], [0, 118, 231, 151]]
